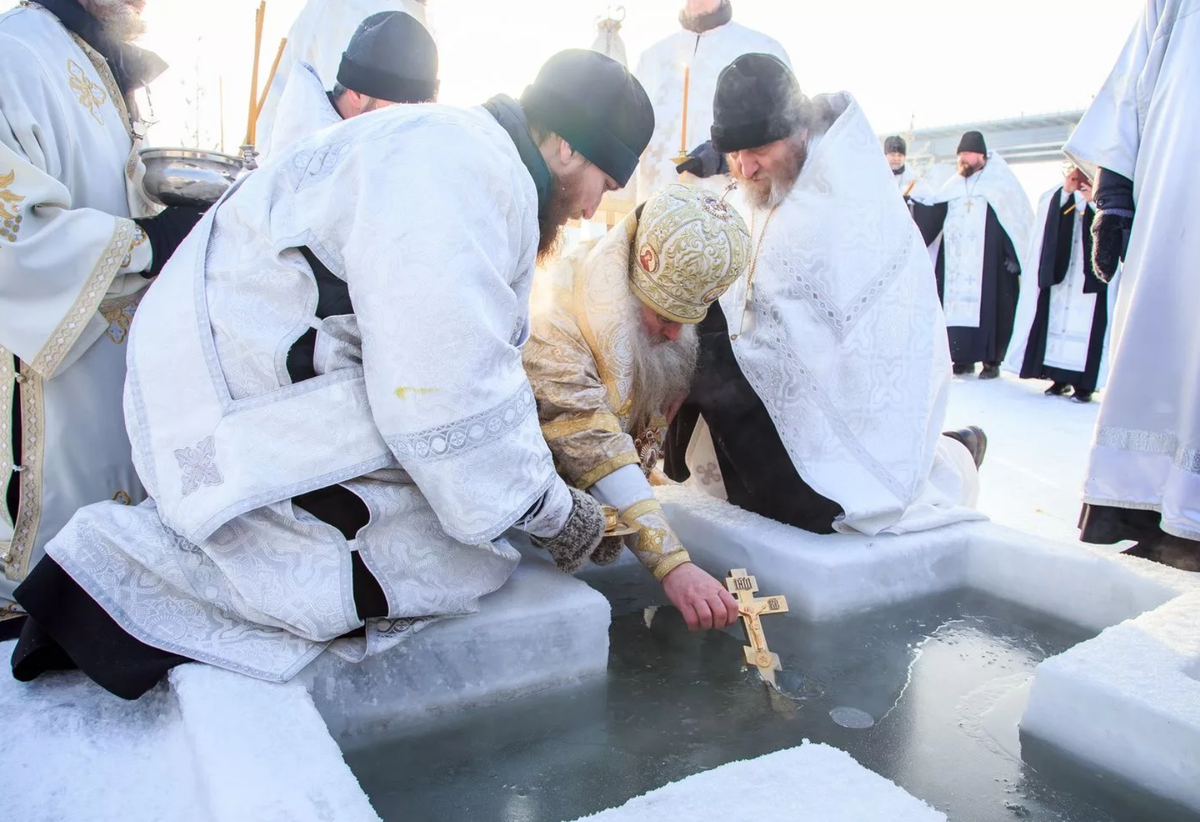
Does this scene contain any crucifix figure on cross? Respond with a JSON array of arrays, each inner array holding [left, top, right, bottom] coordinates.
[[725, 569, 789, 686]]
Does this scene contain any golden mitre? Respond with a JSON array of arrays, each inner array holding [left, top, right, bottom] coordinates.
[[629, 184, 751, 324]]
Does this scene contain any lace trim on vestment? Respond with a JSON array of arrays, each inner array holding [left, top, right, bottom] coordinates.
[[386, 385, 538, 464], [1095, 426, 1200, 474], [0, 349, 44, 583], [30, 220, 139, 379]]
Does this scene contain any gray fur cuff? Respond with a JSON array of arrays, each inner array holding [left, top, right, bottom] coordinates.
[[532, 488, 605, 573]]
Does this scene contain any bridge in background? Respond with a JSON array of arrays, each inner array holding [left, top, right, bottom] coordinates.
[[899, 110, 1085, 166]]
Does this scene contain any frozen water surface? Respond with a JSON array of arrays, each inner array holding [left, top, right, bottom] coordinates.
[[343, 577, 1197, 822]]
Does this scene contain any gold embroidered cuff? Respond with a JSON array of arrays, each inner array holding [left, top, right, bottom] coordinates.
[[575, 452, 640, 490], [619, 498, 663, 522], [626, 505, 689, 581], [541, 411, 622, 441], [650, 550, 692, 581]]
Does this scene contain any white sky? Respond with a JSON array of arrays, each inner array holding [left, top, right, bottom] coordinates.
[[7, 0, 1142, 197]]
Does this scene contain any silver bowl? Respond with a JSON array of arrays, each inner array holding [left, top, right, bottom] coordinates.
[[139, 148, 243, 207]]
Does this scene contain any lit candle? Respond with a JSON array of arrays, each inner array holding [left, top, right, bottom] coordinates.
[[680, 64, 690, 154]]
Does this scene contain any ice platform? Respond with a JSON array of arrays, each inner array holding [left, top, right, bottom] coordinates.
[[0, 554, 611, 821], [299, 553, 611, 747]]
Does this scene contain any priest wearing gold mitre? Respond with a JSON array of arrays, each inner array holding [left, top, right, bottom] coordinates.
[[524, 184, 750, 631]]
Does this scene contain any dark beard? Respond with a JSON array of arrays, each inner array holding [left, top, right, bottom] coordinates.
[[79, 0, 147, 42], [536, 168, 582, 264]]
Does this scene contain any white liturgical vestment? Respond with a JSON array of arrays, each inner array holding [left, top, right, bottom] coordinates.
[[699, 94, 983, 535], [0, 4, 158, 616], [256, 0, 429, 150], [632, 21, 788, 202], [45, 104, 570, 681], [1064, 0, 1200, 540], [1004, 187, 1117, 385], [263, 61, 343, 161], [926, 153, 1033, 329]]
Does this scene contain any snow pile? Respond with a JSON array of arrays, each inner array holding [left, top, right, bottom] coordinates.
[[0, 642, 206, 822], [570, 742, 946, 822], [170, 664, 380, 822], [1022, 590, 1200, 814], [300, 553, 611, 747]]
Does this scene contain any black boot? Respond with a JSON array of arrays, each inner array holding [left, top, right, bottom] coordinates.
[[979, 362, 1001, 380], [943, 426, 988, 469], [1071, 389, 1094, 404], [1123, 533, 1200, 572], [1045, 381, 1072, 396], [952, 362, 976, 376]]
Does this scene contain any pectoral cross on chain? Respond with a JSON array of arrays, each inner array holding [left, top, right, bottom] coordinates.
[[964, 198, 974, 213], [725, 569, 789, 686]]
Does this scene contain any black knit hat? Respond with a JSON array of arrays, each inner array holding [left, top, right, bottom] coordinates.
[[884, 135, 906, 155], [710, 53, 810, 154], [520, 49, 654, 187], [957, 130, 987, 155], [337, 11, 438, 103]]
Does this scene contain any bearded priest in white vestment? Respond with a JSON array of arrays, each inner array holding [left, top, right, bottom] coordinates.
[[631, 0, 789, 202], [525, 184, 750, 632], [664, 54, 985, 537], [1065, 0, 1200, 571], [1004, 167, 1114, 404], [0, 0, 206, 638], [264, 10, 438, 161], [916, 132, 1034, 380], [255, 0, 431, 150], [10, 50, 655, 699]]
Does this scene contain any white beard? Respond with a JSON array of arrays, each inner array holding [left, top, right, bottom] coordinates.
[[79, 0, 147, 42], [744, 175, 792, 209], [628, 294, 700, 432]]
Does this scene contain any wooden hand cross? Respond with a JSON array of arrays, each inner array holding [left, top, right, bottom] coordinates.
[[725, 569, 789, 686]]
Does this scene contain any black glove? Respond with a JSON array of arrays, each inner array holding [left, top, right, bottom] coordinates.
[[1091, 210, 1132, 283], [530, 487, 605, 574], [675, 140, 728, 179], [134, 206, 206, 277]]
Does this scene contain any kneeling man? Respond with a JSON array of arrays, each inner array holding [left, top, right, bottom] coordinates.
[[666, 54, 985, 536], [524, 184, 749, 630], [11, 50, 653, 698]]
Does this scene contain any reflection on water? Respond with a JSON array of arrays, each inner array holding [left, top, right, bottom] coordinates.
[[344, 584, 1195, 822]]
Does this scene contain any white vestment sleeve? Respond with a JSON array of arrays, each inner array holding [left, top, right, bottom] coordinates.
[[1063, 2, 1158, 182], [344, 136, 563, 545], [591, 463, 655, 512], [0, 36, 145, 378]]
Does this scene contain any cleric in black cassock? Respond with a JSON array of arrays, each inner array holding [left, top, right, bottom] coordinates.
[[1010, 167, 1109, 402], [912, 132, 1029, 379]]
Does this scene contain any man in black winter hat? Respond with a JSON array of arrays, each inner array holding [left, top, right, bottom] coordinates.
[[266, 10, 438, 157], [666, 53, 988, 538], [332, 10, 438, 118], [10, 49, 657, 699]]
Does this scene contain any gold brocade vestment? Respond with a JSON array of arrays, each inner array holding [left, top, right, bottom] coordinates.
[[524, 215, 691, 581]]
